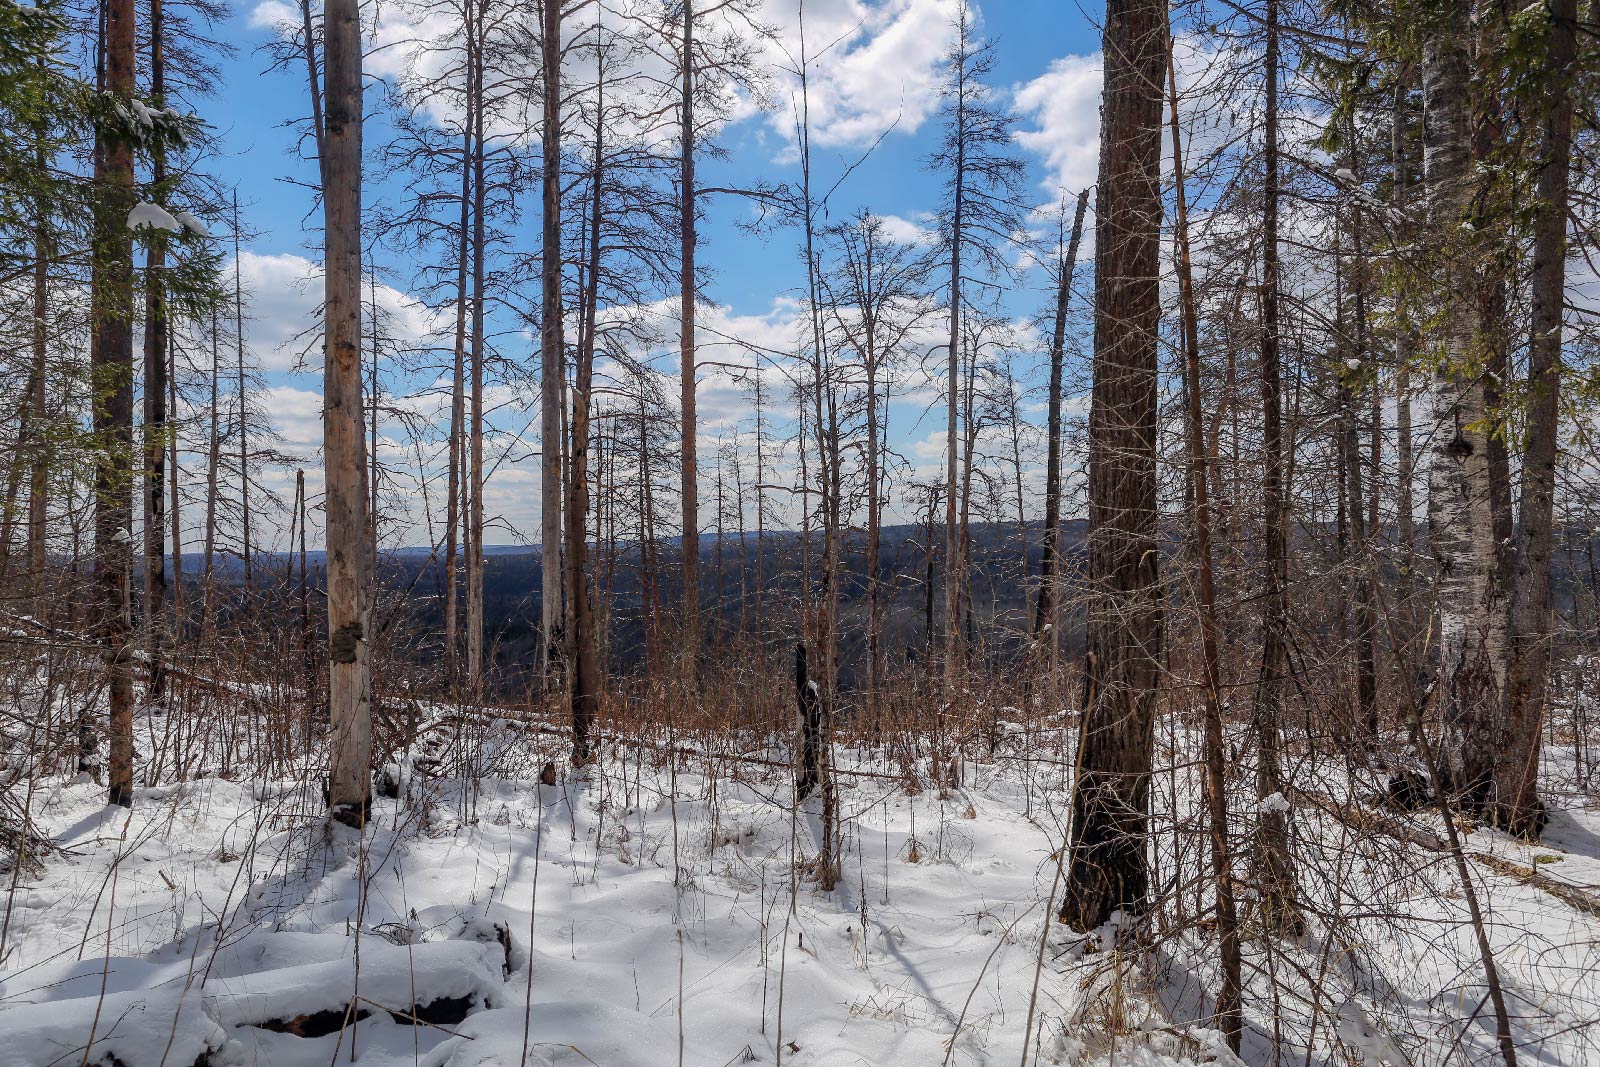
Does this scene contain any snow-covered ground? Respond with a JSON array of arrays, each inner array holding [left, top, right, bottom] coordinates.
[[1, 714, 1598, 1066]]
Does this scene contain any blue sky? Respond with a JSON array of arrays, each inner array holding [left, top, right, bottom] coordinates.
[[190, 0, 1109, 549]]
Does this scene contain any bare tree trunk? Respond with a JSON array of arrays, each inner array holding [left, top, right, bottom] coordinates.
[[677, 0, 700, 690], [864, 346, 883, 722], [233, 191, 252, 600], [466, 6, 486, 694], [94, 0, 138, 808], [1500, 0, 1574, 838], [942, 113, 964, 701], [202, 306, 221, 630], [1250, 0, 1301, 933], [141, 0, 168, 702], [567, 62, 606, 768], [1167, 30, 1243, 1043], [368, 272, 380, 558], [322, 0, 371, 824], [1392, 80, 1416, 580], [1034, 190, 1088, 643], [167, 338, 182, 635], [297, 469, 310, 679], [798, 7, 841, 883], [539, 0, 565, 685], [1060, 0, 1164, 932], [0, 427, 21, 583], [1342, 165, 1379, 739], [299, 0, 323, 149], [443, 115, 470, 689], [1473, 12, 1515, 596], [27, 167, 50, 612], [638, 392, 661, 675], [923, 491, 936, 652], [1424, 3, 1506, 809]]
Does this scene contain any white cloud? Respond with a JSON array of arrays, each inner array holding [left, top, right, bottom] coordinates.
[[1013, 52, 1101, 196], [876, 213, 937, 246], [761, 0, 958, 150], [232, 250, 436, 372]]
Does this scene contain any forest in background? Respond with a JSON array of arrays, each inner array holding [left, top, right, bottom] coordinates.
[[4, 0, 1600, 1061]]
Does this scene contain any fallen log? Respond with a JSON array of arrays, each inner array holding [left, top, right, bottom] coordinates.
[[1291, 786, 1600, 920]]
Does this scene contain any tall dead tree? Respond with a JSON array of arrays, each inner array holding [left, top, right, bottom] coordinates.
[[539, 0, 566, 684], [676, 0, 700, 688], [202, 304, 221, 627], [233, 191, 252, 598], [1167, 24, 1242, 1044], [565, 36, 610, 769], [443, 61, 471, 688], [1060, 0, 1164, 931], [322, 0, 372, 824], [1033, 189, 1088, 645], [1250, 0, 1302, 933], [928, 0, 1022, 695], [466, 0, 487, 693], [824, 211, 925, 723]]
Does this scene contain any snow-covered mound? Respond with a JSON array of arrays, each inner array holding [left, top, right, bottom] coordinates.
[[0, 930, 503, 1066]]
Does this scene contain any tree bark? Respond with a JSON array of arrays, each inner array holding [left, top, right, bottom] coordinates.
[[1252, 0, 1300, 930], [323, 0, 372, 824], [1423, 2, 1506, 809], [678, 0, 700, 688], [1167, 29, 1243, 1045], [141, 0, 168, 702], [94, 0, 138, 809], [26, 149, 50, 613], [466, 4, 486, 694], [1393, 77, 1417, 599], [539, 0, 565, 686], [1500, 0, 1575, 838], [444, 114, 470, 688], [1342, 169, 1378, 740], [1059, 0, 1164, 932], [233, 191, 252, 600], [202, 306, 221, 630], [942, 26, 966, 700], [167, 323, 182, 636], [1033, 190, 1088, 644], [567, 61, 605, 768]]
